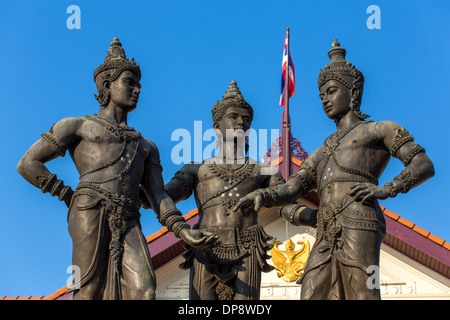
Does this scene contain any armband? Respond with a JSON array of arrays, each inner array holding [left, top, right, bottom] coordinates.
[[402, 145, 425, 166], [41, 132, 68, 157], [389, 127, 414, 157]]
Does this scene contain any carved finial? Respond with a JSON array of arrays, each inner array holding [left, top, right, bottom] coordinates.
[[222, 80, 243, 101], [211, 80, 253, 123], [327, 39, 346, 64], [331, 38, 340, 48], [106, 37, 127, 62]]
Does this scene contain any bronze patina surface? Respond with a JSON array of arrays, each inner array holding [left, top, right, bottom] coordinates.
[[234, 39, 435, 300], [164, 81, 284, 300], [17, 38, 217, 300]]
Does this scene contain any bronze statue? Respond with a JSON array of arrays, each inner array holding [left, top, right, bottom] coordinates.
[[164, 80, 284, 300], [16, 37, 218, 300], [234, 39, 435, 300]]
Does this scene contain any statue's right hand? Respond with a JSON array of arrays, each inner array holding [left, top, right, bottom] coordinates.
[[179, 229, 219, 250], [233, 190, 264, 213]]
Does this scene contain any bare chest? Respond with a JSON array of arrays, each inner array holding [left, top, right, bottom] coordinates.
[[196, 161, 262, 205], [195, 161, 264, 228], [72, 117, 149, 176], [317, 123, 390, 202]]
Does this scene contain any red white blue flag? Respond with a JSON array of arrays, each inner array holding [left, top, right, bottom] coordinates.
[[279, 32, 295, 106]]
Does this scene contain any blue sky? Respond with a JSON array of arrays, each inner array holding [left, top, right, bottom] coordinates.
[[0, 1, 448, 297]]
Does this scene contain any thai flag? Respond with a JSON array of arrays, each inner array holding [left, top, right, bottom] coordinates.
[[279, 32, 295, 106]]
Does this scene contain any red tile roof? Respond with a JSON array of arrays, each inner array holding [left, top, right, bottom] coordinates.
[[380, 205, 448, 249], [1, 295, 46, 300]]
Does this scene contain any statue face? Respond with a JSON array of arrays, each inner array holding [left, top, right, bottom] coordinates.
[[108, 70, 141, 111], [215, 106, 251, 142], [319, 80, 352, 121]]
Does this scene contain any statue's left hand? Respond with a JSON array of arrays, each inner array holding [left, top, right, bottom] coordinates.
[[349, 183, 389, 204], [178, 229, 220, 250]]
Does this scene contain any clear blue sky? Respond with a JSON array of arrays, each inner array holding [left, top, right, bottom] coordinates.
[[0, 1, 448, 297]]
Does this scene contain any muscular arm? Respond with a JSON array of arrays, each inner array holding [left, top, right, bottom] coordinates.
[[350, 121, 435, 202], [141, 141, 218, 248], [140, 140, 186, 232], [164, 164, 196, 204], [234, 148, 321, 212], [139, 163, 196, 208], [17, 117, 81, 206], [382, 121, 434, 195], [262, 163, 318, 227]]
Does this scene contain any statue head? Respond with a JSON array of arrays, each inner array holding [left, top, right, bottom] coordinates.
[[318, 39, 369, 120], [93, 37, 141, 108], [212, 80, 253, 125], [212, 81, 253, 154]]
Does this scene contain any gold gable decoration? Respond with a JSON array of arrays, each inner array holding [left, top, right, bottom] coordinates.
[[270, 237, 310, 282]]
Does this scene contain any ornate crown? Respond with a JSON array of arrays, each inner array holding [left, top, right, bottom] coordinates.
[[93, 37, 141, 82], [212, 80, 253, 123], [317, 39, 363, 90]]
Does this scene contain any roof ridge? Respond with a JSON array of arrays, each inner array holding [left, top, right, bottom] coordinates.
[[380, 205, 449, 250]]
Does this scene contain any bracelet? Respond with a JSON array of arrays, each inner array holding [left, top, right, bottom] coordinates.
[[158, 208, 182, 226], [383, 182, 398, 198], [39, 173, 57, 193], [38, 173, 73, 203], [50, 179, 63, 197], [165, 215, 186, 231], [258, 188, 274, 208], [289, 204, 304, 226], [172, 221, 190, 238], [158, 208, 190, 238]]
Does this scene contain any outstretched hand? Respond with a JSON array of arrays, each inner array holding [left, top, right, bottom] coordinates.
[[179, 229, 220, 250], [349, 183, 389, 204], [232, 190, 264, 213]]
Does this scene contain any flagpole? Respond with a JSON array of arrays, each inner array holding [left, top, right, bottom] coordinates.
[[282, 28, 291, 242], [282, 27, 291, 180]]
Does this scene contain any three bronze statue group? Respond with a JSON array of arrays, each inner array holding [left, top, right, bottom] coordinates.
[[17, 37, 434, 300]]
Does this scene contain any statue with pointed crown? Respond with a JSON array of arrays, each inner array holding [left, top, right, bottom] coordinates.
[[162, 80, 285, 300], [17, 37, 218, 300], [234, 39, 435, 300]]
